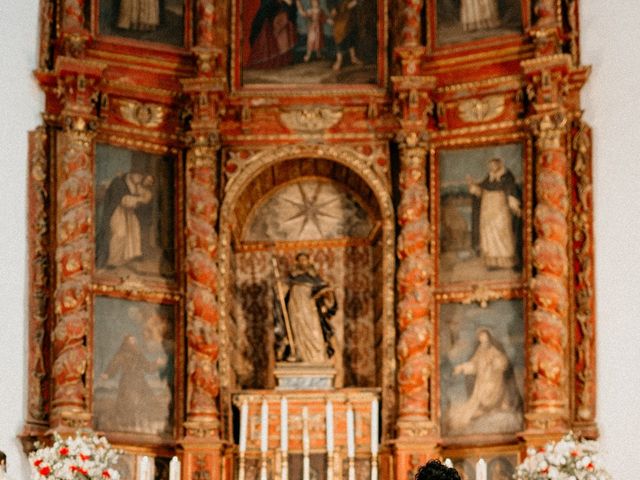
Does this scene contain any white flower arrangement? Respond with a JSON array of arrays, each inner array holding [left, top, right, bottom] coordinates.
[[515, 432, 611, 480], [29, 432, 120, 480]]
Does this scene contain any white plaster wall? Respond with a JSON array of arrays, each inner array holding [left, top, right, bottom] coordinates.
[[0, 1, 639, 479]]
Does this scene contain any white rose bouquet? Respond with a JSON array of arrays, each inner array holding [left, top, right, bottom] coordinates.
[[29, 432, 120, 480], [515, 432, 611, 480]]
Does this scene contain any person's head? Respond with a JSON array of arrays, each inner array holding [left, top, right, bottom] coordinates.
[[415, 460, 461, 480], [488, 157, 504, 174], [477, 328, 490, 345], [295, 252, 311, 268]]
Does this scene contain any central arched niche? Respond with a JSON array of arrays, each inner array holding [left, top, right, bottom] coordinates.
[[228, 157, 385, 391]]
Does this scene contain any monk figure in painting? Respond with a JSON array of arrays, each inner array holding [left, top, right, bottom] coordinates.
[[273, 253, 337, 363], [460, 0, 500, 32], [447, 328, 522, 432], [466, 157, 521, 270], [97, 169, 155, 270]]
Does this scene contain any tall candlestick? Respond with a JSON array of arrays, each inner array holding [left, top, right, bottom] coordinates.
[[302, 407, 310, 480], [280, 397, 288, 453], [370, 398, 379, 455], [346, 405, 355, 459], [280, 397, 288, 480], [260, 399, 269, 454], [476, 459, 487, 480], [169, 456, 180, 480], [239, 400, 249, 454], [325, 400, 334, 454]]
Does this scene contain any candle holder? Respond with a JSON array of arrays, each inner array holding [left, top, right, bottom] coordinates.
[[370, 453, 379, 480], [237, 454, 246, 480], [280, 451, 288, 480], [326, 451, 334, 480], [260, 453, 268, 480], [348, 456, 356, 480]]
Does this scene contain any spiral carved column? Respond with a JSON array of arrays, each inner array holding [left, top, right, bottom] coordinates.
[[392, 75, 438, 478], [61, 0, 90, 56], [50, 58, 103, 431], [181, 77, 226, 480], [522, 53, 573, 442]]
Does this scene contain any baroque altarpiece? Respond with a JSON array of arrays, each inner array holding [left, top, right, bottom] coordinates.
[[23, 0, 597, 479]]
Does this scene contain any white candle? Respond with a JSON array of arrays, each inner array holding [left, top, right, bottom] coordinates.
[[137, 456, 150, 480], [326, 400, 334, 454], [346, 405, 355, 459], [302, 406, 310, 480], [239, 400, 249, 453], [280, 397, 288, 453], [444, 458, 454, 469], [302, 406, 310, 455], [476, 458, 487, 480], [370, 398, 379, 455], [260, 399, 269, 453], [169, 456, 180, 480]]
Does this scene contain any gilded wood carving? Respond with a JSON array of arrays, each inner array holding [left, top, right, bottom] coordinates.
[[25, 0, 597, 478]]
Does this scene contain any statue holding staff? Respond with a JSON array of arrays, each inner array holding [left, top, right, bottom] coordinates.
[[273, 252, 337, 364]]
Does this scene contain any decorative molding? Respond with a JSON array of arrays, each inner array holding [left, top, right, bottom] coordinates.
[[118, 99, 166, 128], [457, 95, 506, 123], [279, 107, 343, 134]]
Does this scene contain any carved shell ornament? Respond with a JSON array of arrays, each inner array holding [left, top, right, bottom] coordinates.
[[457, 95, 505, 123], [119, 100, 165, 128], [279, 107, 343, 133]]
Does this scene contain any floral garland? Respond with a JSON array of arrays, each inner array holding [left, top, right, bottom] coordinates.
[[29, 432, 120, 480], [515, 432, 611, 480]]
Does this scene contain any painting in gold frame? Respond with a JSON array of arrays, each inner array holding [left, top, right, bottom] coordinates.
[[439, 299, 525, 438], [435, 0, 523, 46], [238, 0, 379, 85], [92, 296, 177, 438], [437, 143, 524, 286], [94, 143, 176, 287]]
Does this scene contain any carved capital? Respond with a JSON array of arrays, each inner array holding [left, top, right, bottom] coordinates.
[[522, 55, 571, 115], [392, 76, 436, 133], [181, 77, 226, 135], [54, 57, 105, 131]]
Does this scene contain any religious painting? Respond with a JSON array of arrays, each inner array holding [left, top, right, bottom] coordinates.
[[240, 0, 378, 85], [436, 0, 522, 45], [94, 144, 176, 284], [93, 297, 176, 437], [438, 143, 524, 285], [439, 300, 524, 437], [98, 0, 185, 47], [448, 453, 518, 480]]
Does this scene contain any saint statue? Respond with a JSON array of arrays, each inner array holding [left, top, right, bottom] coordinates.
[[117, 0, 161, 31], [467, 157, 521, 270], [447, 328, 522, 433], [273, 253, 337, 364]]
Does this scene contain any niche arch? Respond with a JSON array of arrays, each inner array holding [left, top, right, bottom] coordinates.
[[217, 144, 397, 439]]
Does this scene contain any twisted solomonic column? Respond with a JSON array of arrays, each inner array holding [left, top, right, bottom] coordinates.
[[50, 58, 104, 430], [395, 134, 434, 438]]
